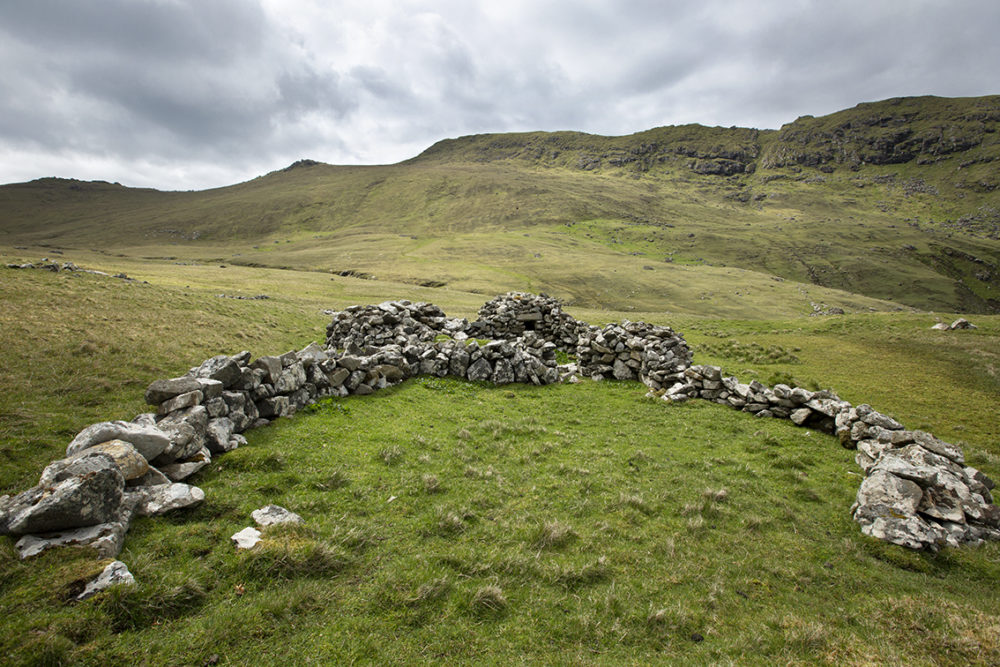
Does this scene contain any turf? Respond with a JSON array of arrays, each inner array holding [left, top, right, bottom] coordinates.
[[0, 255, 998, 664]]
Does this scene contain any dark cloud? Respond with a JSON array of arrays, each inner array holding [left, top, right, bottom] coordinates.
[[0, 0, 997, 189]]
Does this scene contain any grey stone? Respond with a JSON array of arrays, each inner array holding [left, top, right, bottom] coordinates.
[[275, 362, 307, 394], [612, 358, 634, 380], [66, 420, 170, 461], [256, 395, 291, 419], [872, 444, 965, 487], [861, 410, 904, 431], [131, 483, 205, 516], [155, 405, 209, 462], [144, 376, 203, 405], [853, 470, 923, 524], [298, 342, 328, 364], [194, 378, 224, 400], [4, 454, 124, 535], [70, 439, 149, 481], [912, 431, 965, 465], [15, 521, 129, 559], [205, 397, 228, 418], [858, 515, 947, 551], [129, 466, 171, 487], [492, 358, 515, 384], [158, 447, 211, 482], [467, 357, 492, 382], [251, 355, 282, 384], [205, 417, 236, 454], [337, 355, 362, 372], [191, 355, 242, 388], [157, 389, 203, 416], [790, 408, 812, 426], [76, 560, 135, 600], [326, 367, 350, 387], [251, 504, 304, 527]]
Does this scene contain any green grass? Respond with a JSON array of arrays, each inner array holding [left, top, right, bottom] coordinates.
[[2, 380, 999, 664], [0, 256, 999, 663]]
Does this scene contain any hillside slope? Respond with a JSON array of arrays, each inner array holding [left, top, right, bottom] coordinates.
[[1, 95, 998, 313]]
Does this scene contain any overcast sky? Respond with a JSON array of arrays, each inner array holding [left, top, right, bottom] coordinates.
[[1, 0, 998, 190]]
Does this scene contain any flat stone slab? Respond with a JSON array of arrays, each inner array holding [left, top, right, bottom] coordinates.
[[231, 526, 262, 550]]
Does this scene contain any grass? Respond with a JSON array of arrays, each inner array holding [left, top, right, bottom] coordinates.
[[4, 379, 998, 664], [1, 96, 998, 315], [0, 226, 998, 662]]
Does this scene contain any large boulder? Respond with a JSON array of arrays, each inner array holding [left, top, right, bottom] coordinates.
[[2, 453, 124, 535], [71, 439, 149, 481]]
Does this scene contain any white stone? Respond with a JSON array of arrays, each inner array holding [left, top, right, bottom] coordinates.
[[231, 526, 262, 549], [77, 560, 135, 600]]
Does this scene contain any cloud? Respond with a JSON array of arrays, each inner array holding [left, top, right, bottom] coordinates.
[[0, 0, 997, 189]]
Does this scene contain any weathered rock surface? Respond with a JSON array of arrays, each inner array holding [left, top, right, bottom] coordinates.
[[66, 421, 170, 461], [3, 454, 124, 536], [131, 483, 205, 516], [77, 560, 135, 600], [251, 504, 304, 527]]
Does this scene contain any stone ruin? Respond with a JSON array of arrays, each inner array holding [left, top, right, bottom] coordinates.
[[0, 292, 996, 594], [472, 292, 589, 351], [665, 366, 999, 549]]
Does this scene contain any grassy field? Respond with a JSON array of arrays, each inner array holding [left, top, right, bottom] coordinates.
[[1, 252, 999, 664], [2, 96, 999, 315]]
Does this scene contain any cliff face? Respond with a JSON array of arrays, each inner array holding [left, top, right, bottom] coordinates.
[[414, 95, 1000, 182], [759, 96, 1000, 171]]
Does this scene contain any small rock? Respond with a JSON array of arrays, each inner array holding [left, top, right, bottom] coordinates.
[[131, 483, 205, 516], [76, 560, 135, 600], [232, 526, 262, 549], [251, 505, 304, 527]]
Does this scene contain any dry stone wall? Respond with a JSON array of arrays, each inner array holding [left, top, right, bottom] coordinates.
[[1, 292, 997, 593], [663, 366, 1000, 549], [473, 292, 589, 351]]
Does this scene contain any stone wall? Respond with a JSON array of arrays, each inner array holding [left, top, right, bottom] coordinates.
[[472, 292, 589, 351], [1, 293, 996, 574], [663, 365, 999, 549]]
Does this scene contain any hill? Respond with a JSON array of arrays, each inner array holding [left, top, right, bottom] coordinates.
[[1, 95, 999, 315]]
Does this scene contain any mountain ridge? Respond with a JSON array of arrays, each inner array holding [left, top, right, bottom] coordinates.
[[1, 94, 999, 315]]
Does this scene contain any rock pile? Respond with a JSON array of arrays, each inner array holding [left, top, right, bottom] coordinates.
[[473, 292, 588, 351], [577, 321, 691, 388], [325, 300, 462, 350], [662, 364, 1000, 549]]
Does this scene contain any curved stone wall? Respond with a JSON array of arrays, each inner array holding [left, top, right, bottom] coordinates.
[[1, 293, 996, 567]]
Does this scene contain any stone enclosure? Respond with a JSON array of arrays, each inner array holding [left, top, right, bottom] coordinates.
[[1, 292, 997, 593]]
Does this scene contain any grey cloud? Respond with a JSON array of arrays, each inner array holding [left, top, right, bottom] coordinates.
[[0, 0, 998, 189]]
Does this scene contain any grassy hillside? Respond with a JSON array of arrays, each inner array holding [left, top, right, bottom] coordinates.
[[0, 258, 998, 664], [1, 95, 999, 314]]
